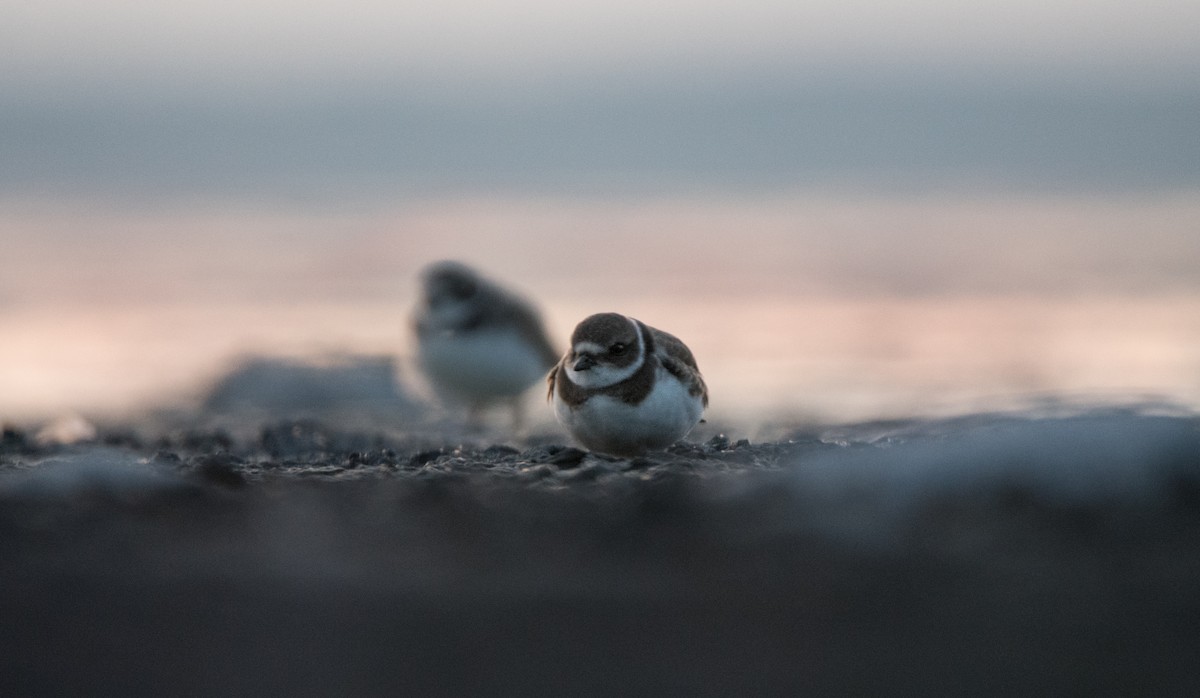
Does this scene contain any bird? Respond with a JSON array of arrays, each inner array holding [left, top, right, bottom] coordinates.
[[547, 312, 707, 456], [412, 260, 559, 430]]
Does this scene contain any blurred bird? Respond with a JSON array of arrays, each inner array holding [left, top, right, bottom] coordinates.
[[413, 261, 559, 430], [548, 312, 707, 456]]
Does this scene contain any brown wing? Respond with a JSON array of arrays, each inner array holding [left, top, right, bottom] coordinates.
[[648, 326, 708, 407], [546, 362, 560, 402]]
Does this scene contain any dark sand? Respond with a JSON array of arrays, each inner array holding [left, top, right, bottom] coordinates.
[[2, 413, 1199, 696]]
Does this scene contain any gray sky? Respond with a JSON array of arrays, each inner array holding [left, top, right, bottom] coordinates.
[[5, 1, 1200, 87], [3, 1, 1199, 202]]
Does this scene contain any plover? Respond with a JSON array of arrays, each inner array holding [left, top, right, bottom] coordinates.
[[413, 260, 559, 429], [548, 312, 707, 456]]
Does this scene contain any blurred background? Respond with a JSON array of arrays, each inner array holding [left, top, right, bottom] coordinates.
[[2, 0, 1199, 425]]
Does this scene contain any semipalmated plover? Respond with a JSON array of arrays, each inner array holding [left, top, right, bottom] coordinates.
[[413, 260, 559, 428], [548, 313, 707, 456]]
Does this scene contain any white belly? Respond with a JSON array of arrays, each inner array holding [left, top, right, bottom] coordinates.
[[418, 329, 549, 405], [554, 368, 704, 456]]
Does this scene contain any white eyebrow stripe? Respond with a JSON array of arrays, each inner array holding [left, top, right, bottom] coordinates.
[[625, 316, 644, 361]]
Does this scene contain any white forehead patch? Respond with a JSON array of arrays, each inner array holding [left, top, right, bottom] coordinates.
[[573, 341, 606, 355]]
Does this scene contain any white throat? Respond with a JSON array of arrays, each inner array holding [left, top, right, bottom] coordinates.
[[566, 316, 645, 389]]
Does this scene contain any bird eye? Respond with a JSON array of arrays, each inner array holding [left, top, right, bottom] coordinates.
[[609, 343, 626, 355]]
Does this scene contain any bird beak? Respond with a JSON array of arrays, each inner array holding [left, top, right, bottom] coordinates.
[[573, 354, 597, 371]]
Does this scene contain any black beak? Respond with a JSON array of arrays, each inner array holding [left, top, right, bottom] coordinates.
[[573, 355, 597, 371]]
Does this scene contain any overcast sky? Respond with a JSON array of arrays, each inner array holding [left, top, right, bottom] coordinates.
[[6, 1, 1200, 86], [3, 1, 1199, 202]]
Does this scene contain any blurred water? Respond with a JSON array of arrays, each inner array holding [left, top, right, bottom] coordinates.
[[2, 194, 1198, 423]]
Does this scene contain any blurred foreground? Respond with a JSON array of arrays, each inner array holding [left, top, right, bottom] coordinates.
[[2, 406, 1198, 695]]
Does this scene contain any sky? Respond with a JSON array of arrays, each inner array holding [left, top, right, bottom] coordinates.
[[6, 1, 1199, 86], [3, 0, 1199, 202]]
